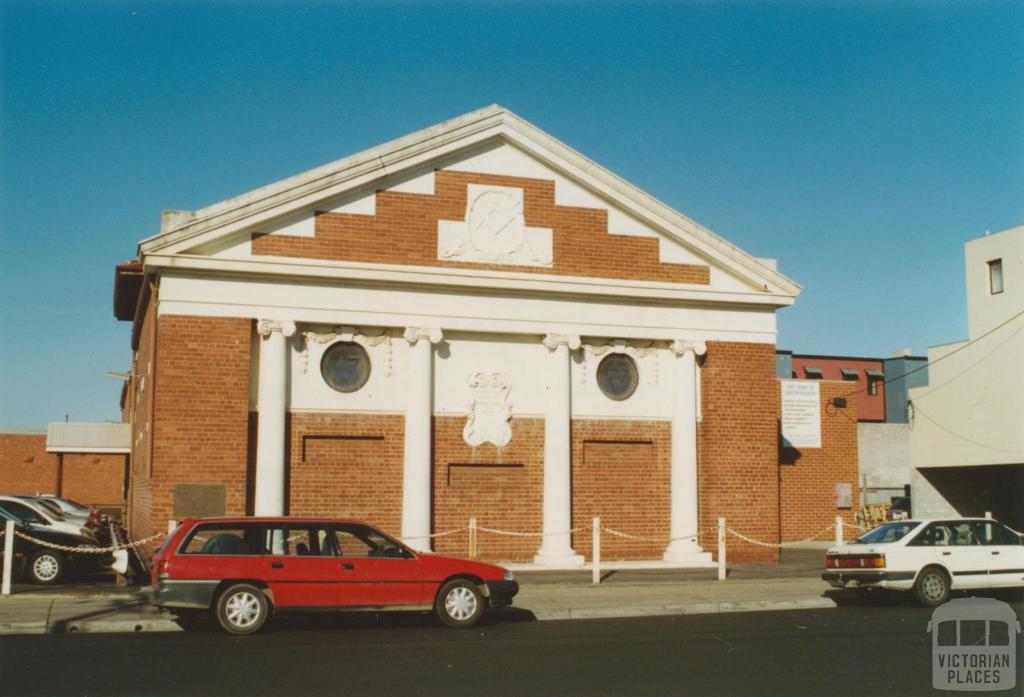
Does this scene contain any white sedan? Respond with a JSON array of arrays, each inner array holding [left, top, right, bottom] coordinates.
[[823, 518, 1024, 606]]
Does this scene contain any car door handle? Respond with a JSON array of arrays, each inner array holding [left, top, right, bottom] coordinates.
[[941, 552, 951, 556], [340, 562, 354, 570], [271, 562, 284, 569], [991, 551, 1000, 555]]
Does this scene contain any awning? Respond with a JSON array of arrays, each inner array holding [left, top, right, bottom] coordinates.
[[840, 368, 860, 380], [865, 369, 885, 379], [46, 422, 131, 454], [803, 366, 823, 378]]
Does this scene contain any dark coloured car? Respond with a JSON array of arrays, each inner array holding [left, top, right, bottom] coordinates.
[[0, 509, 106, 584], [150, 517, 519, 634]]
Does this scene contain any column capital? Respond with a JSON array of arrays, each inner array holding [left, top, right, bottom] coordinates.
[[669, 339, 707, 357], [542, 333, 582, 352], [258, 319, 297, 338], [403, 327, 443, 345]]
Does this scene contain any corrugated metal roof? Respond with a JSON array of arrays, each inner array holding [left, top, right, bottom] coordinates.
[[46, 422, 131, 453]]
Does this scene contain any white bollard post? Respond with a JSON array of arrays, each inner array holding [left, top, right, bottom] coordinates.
[[468, 517, 477, 559], [168, 519, 177, 534], [985, 511, 992, 520], [717, 517, 726, 582], [592, 516, 601, 586], [835, 515, 843, 546], [2, 520, 14, 595]]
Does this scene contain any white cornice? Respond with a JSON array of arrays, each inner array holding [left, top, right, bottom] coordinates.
[[138, 104, 801, 298], [145, 253, 796, 308]]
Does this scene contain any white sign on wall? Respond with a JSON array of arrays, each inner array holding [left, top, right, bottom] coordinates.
[[463, 371, 513, 447], [781, 380, 821, 449]]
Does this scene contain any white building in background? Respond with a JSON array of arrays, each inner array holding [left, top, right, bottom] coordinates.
[[909, 224, 1024, 528]]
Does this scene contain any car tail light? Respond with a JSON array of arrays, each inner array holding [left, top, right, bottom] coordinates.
[[827, 554, 885, 569], [156, 557, 171, 579]]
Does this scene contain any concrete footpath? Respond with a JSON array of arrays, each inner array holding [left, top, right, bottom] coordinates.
[[0, 550, 840, 634]]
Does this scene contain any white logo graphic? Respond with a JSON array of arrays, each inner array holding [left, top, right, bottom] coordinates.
[[929, 597, 1020, 691]]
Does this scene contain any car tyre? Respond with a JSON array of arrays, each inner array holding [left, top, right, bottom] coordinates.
[[215, 584, 270, 635], [435, 579, 485, 628], [28, 550, 67, 585], [914, 566, 950, 607]]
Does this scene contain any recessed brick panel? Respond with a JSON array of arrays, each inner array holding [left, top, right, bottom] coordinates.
[[252, 170, 709, 285]]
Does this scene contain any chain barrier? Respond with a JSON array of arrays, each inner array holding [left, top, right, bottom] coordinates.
[[12, 530, 166, 555], [477, 525, 585, 538], [726, 521, 837, 549], [425, 527, 467, 539], [602, 524, 718, 544]]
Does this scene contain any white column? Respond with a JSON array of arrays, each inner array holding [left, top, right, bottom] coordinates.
[[255, 319, 295, 516], [401, 327, 443, 552], [534, 333, 584, 567], [664, 339, 712, 563]]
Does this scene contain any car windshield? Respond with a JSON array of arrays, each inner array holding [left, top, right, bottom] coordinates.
[[852, 521, 919, 544], [31, 499, 67, 518]]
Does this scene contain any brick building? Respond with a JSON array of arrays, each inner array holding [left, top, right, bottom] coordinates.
[[113, 106, 856, 563]]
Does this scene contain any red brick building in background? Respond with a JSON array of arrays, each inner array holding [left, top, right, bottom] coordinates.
[[0, 429, 128, 518], [111, 106, 857, 564]]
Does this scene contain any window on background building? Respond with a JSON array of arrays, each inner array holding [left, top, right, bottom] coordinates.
[[988, 258, 1004, 294], [868, 377, 880, 396]]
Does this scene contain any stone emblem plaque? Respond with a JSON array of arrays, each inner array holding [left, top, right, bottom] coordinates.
[[463, 371, 512, 447]]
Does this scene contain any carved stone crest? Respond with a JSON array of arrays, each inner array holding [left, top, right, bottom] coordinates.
[[463, 371, 513, 447], [437, 185, 553, 267]]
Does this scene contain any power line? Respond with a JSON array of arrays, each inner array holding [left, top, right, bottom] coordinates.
[[838, 307, 1024, 401], [909, 404, 1024, 456]]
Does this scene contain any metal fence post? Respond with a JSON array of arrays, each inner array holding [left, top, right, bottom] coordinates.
[[835, 515, 843, 546], [717, 517, 726, 581], [2, 520, 15, 595], [468, 517, 477, 559], [592, 516, 601, 586]]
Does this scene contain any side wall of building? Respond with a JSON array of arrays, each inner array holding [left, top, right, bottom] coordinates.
[[0, 434, 57, 495], [779, 382, 860, 540]]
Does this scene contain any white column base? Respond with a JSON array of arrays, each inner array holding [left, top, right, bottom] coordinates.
[[663, 539, 713, 564], [533, 550, 586, 567]]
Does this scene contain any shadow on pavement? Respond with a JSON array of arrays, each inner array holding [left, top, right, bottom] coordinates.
[[170, 606, 538, 634]]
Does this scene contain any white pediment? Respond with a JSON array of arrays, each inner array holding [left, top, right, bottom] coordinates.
[[149, 105, 800, 304]]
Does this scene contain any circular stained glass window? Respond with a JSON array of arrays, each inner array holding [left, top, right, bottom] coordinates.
[[321, 342, 371, 393], [596, 354, 639, 401]]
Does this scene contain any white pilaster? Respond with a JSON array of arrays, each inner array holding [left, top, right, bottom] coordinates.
[[255, 319, 296, 516], [534, 333, 585, 567], [664, 339, 713, 563], [401, 327, 443, 551]]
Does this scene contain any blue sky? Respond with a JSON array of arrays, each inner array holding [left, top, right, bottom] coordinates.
[[1, 1, 1022, 430]]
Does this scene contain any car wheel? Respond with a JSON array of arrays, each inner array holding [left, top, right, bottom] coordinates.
[[29, 550, 67, 585], [215, 584, 270, 635], [914, 567, 950, 607], [435, 579, 485, 628]]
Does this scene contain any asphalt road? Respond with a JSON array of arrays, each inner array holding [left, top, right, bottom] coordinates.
[[2, 601, 1022, 697]]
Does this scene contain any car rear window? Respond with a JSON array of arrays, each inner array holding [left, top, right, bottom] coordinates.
[[853, 521, 919, 544], [182, 524, 262, 555]]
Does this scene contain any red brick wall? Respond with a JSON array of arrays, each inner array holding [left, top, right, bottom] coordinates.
[[0, 434, 124, 509], [433, 416, 544, 563], [779, 381, 860, 540], [699, 342, 781, 562], [252, 170, 709, 285], [0, 433, 57, 495], [59, 453, 124, 507], [790, 356, 885, 422], [571, 420, 671, 561], [126, 286, 158, 538], [286, 412, 404, 535], [136, 315, 252, 541]]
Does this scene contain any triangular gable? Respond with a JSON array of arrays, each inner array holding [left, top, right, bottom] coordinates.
[[141, 105, 800, 300]]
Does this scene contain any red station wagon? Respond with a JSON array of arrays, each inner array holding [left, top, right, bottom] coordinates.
[[150, 517, 519, 634]]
